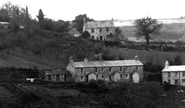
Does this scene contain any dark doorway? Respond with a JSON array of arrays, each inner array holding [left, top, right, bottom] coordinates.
[[100, 36, 103, 40]]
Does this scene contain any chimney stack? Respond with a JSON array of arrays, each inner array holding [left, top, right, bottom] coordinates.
[[84, 57, 88, 64], [165, 60, 169, 68], [69, 56, 73, 63], [99, 54, 103, 61], [135, 56, 138, 60]]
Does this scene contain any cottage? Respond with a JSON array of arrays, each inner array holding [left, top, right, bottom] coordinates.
[[68, 28, 81, 37], [162, 61, 185, 86], [66, 56, 143, 82], [44, 69, 71, 82], [83, 19, 115, 41], [0, 22, 9, 29]]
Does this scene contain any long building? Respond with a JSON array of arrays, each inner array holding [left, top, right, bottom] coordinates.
[[66, 56, 143, 82]]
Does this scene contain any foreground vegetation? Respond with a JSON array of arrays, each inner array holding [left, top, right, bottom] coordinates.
[[0, 79, 184, 108]]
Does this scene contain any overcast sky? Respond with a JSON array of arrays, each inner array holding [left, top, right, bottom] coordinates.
[[0, 0, 185, 21]]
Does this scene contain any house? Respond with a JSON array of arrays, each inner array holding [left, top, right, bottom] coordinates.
[[0, 22, 9, 29], [83, 19, 115, 41], [44, 69, 71, 82], [66, 56, 143, 82], [68, 28, 81, 37], [162, 61, 185, 86]]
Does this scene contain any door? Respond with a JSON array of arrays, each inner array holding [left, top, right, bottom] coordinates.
[[132, 72, 139, 83], [100, 36, 103, 40]]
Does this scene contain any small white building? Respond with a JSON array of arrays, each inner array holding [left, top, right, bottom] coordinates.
[[162, 61, 185, 86]]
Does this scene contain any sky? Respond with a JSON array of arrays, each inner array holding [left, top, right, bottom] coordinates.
[[0, 0, 185, 21]]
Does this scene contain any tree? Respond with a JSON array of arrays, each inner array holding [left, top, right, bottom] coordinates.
[[72, 14, 94, 33], [134, 16, 162, 50], [82, 31, 90, 39], [37, 9, 44, 28]]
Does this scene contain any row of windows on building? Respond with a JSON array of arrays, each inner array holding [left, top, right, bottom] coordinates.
[[91, 28, 111, 33], [80, 73, 130, 81], [168, 72, 185, 77], [79, 66, 139, 73]]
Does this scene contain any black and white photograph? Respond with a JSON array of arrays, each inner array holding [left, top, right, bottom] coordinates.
[[0, 0, 185, 107]]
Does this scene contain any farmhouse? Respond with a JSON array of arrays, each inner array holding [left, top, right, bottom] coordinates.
[[66, 56, 143, 82], [83, 19, 115, 41], [162, 61, 185, 86], [44, 69, 71, 82]]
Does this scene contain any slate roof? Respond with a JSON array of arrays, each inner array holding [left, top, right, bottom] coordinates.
[[162, 66, 185, 72], [70, 60, 143, 68], [68, 28, 81, 35], [45, 69, 69, 75], [84, 20, 115, 29]]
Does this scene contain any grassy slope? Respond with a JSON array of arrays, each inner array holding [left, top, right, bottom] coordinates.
[[106, 47, 184, 66], [120, 23, 185, 42]]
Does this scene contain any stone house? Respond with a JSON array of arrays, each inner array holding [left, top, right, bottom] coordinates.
[[44, 69, 71, 82], [162, 61, 185, 86], [66, 56, 143, 82], [83, 19, 115, 41]]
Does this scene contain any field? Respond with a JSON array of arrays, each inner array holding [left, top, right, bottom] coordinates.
[[120, 23, 185, 42], [106, 47, 185, 66]]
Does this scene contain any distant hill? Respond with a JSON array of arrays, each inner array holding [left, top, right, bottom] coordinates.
[[119, 22, 185, 43]]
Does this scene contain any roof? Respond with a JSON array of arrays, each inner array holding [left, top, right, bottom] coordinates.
[[70, 60, 143, 68], [68, 28, 81, 35], [162, 65, 185, 72], [84, 20, 115, 29], [0, 22, 9, 25], [45, 69, 69, 75]]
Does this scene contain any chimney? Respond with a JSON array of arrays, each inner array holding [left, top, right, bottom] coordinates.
[[165, 60, 169, 68], [84, 57, 88, 63], [99, 54, 103, 61], [69, 56, 73, 63], [135, 56, 138, 60]]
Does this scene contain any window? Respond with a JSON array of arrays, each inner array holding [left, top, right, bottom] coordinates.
[[91, 29, 94, 33], [168, 79, 170, 83], [80, 76, 84, 81], [48, 75, 51, 80], [91, 35, 94, 39], [175, 72, 178, 77], [80, 68, 83, 73], [101, 68, 104, 71], [136, 66, 139, 71], [109, 67, 111, 72], [95, 68, 97, 72], [126, 67, 128, 71], [175, 79, 178, 84], [99, 28, 102, 32], [120, 67, 122, 71], [106, 28, 109, 32], [183, 72, 185, 77], [125, 74, 129, 79], [102, 75, 104, 78], [168, 73, 170, 77], [120, 74, 123, 79]]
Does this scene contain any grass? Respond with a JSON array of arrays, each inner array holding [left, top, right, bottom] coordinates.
[[106, 47, 184, 66]]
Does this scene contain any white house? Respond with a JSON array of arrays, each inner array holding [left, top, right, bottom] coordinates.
[[162, 61, 185, 86]]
